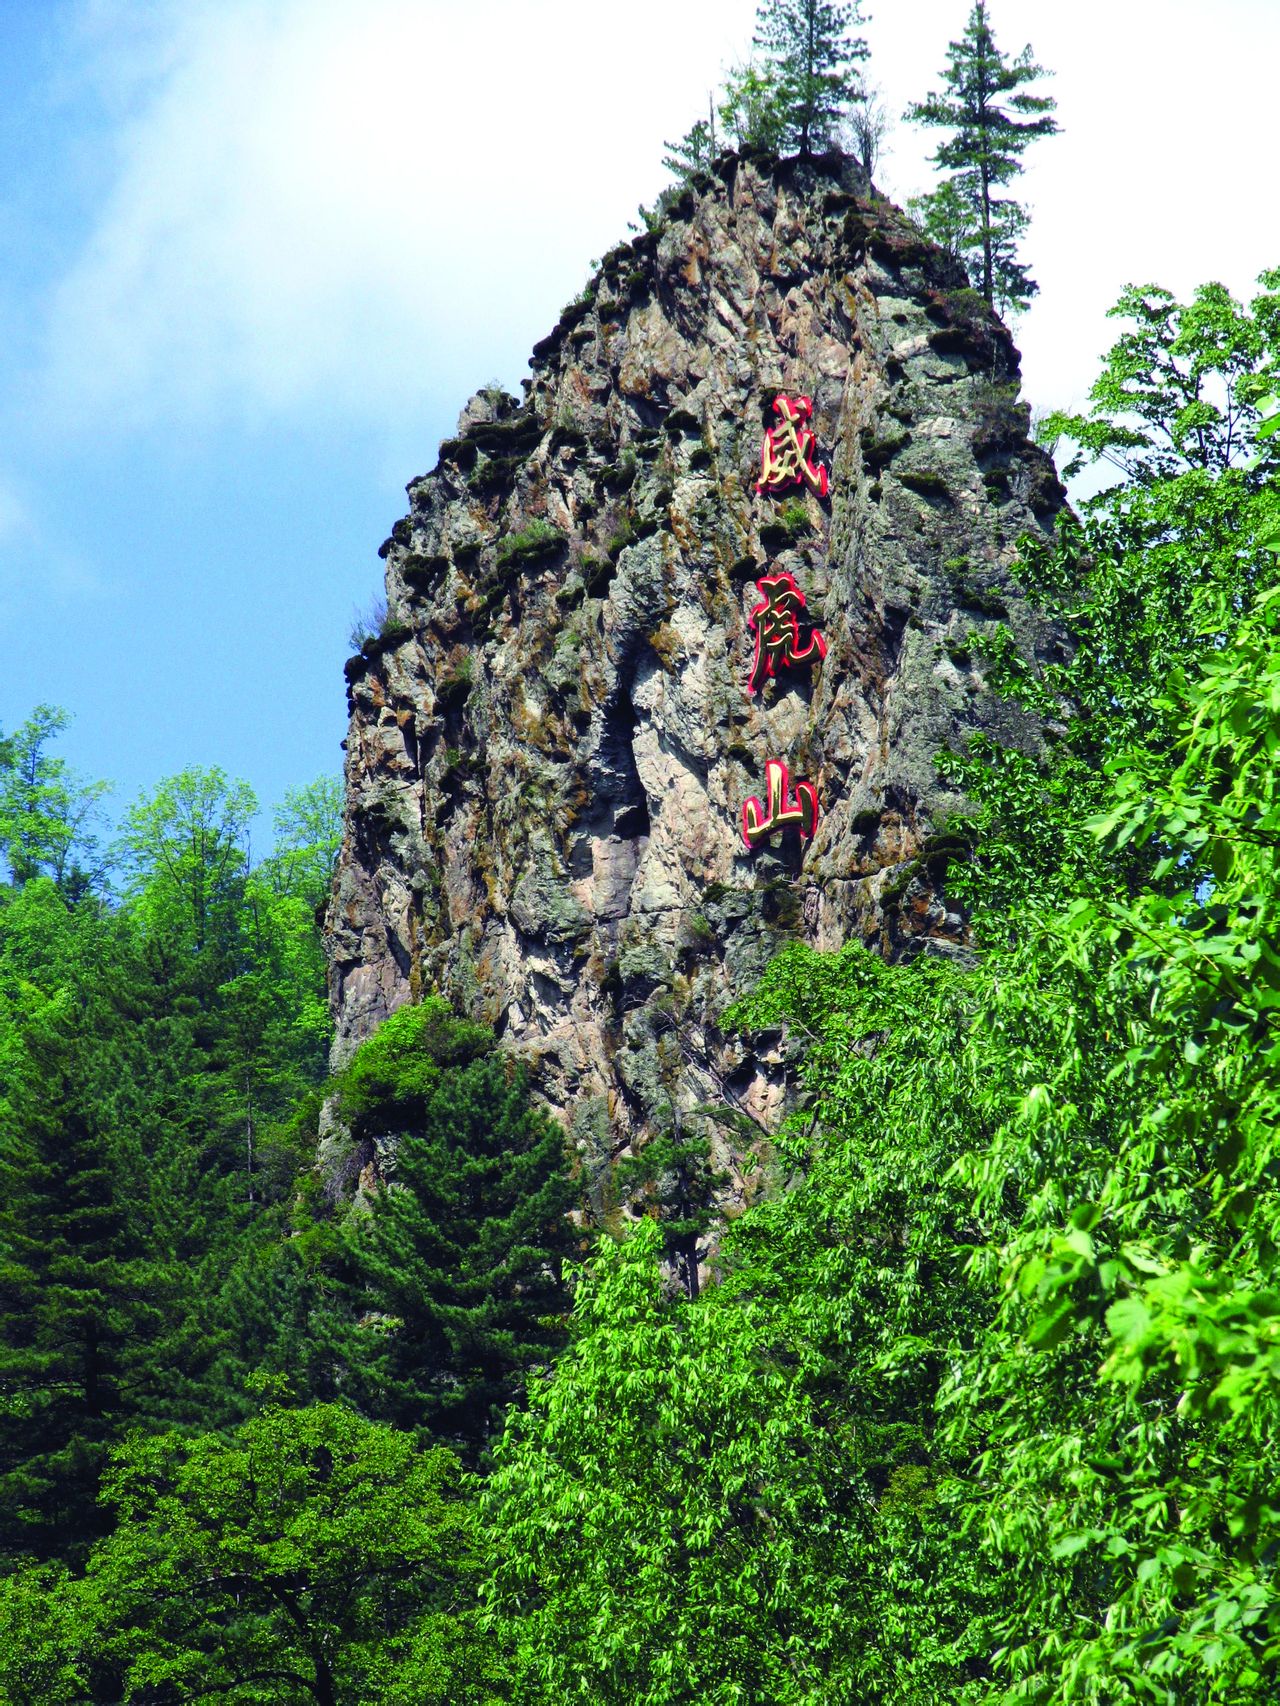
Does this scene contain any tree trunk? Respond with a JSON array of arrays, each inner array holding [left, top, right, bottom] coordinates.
[[677, 1231, 700, 1303], [802, 2, 816, 154], [312, 1664, 338, 1706]]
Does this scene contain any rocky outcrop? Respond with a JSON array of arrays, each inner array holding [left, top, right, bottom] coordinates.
[[324, 149, 1065, 1208]]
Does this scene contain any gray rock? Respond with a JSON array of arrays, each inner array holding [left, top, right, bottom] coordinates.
[[324, 150, 1066, 1198]]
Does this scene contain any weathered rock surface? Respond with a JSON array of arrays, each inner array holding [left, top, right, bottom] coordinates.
[[325, 150, 1065, 1207]]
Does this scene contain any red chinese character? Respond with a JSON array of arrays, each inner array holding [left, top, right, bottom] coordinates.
[[755, 394, 829, 497], [747, 571, 827, 695], [741, 758, 819, 848]]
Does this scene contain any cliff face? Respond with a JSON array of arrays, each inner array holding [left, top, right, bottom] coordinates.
[[324, 150, 1064, 1206]]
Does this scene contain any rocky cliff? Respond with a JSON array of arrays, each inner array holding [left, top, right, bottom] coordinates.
[[324, 149, 1064, 1211]]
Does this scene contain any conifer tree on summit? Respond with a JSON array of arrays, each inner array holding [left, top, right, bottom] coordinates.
[[753, 0, 869, 156], [907, 1, 1058, 314]]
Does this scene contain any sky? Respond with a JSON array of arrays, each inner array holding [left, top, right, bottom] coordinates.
[[1, 0, 1276, 848]]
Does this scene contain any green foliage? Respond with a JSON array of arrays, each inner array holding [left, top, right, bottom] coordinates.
[[943, 272, 1280, 923], [662, 95, 719, 187], [753, 0, 868, 155], [0, 750, 340, 1560], [0, 706, 110, 896], [10, 238, 1280, 1703], [907, 1, 1058, 312], [119, 766, 257, 962], [261, 775, 344, 914], [654, 3, 873, 222], [0, 1561, 90, 1704], [326, 999, 579, 1456], [0, 921, 204, 1561], [494, 517, 564, 570], [348, 592, 388, 650], [716, 59, 789, 153], [1, 1402, 501, 1705], [614, 1117, 728, 1301], [483, 1221, 858, 1705], [483, 952, 1000, 1701], [908, 176, 976, 263], [778, 496, 812, 537], [1041, 275, 1280, 493], [482, 278, 1280, 1701], [335, 996, 492, 1124]]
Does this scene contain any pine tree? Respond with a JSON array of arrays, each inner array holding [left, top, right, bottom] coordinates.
[[752, 0, 869, 156], [662, 94, 719, 187], [0, 994, 178, 1560], [906, 1, 1057, 314], [326, 1001, 579, 1457]]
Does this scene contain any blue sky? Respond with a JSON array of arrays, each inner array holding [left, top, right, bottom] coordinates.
[[2, 0, 1277, 849]]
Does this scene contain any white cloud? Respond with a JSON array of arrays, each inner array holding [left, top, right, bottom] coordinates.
[[38, 0, 1280, 443], [0, 470, 101, 623], [0, 476, 29, 544], [42, 0, 758, 435]]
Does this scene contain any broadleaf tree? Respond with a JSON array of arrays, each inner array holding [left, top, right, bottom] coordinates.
[[0, 706, 110, 897], [119, 766, 256, 968], [481, 271, 1280, 1703], [0, 1400, 504, 1706]]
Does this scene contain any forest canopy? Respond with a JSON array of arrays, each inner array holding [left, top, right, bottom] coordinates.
[[3, 1, 1280, 1700]]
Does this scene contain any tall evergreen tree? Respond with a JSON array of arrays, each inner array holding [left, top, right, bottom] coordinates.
[[0, 757, 342, 1561], [752, 0, 868, 155], [906, 1, 1057, 314], [325, 1000, 579, 1457], [0, 989, 181, 1560]]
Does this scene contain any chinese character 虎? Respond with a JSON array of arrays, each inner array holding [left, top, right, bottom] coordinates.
[[755, 394, 829, 497], [747, 571, 827, 695]]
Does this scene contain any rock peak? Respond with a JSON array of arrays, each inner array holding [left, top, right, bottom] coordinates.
[[325, 151, 1065, 1218]]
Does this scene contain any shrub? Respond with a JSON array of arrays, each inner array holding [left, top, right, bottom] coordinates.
[[495, 519, 566, 571]]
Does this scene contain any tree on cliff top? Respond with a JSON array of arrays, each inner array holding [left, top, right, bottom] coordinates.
[[659, 0, 867, 195], [753, 0, 869, 155], [907, 0, 1057, 313]]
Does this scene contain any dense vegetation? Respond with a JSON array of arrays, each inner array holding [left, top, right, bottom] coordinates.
[[5, 263, 1277, 1704], [4, 6, 1279, 1699], [659, 0, 1054, 315]]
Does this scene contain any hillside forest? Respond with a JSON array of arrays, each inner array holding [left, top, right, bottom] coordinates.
[[4, 3, 1280, 1702]]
